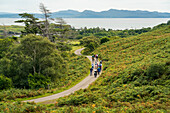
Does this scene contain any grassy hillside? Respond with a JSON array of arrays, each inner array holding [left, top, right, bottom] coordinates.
[[0, 25, 169, 112], [49, 25, 170, 112]]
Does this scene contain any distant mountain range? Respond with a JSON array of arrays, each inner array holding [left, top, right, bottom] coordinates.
[[0, 9, 170, 18]]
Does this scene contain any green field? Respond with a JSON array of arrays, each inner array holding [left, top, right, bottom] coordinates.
[[0, 25, 24, 37]]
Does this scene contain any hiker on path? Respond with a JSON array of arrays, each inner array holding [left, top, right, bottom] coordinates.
[[90, 67, 93, 76], [94, 69, 97, 78], [92, 55, 95, 62], [96, 54, 98, 61], [99, 63, 102, 70], [97, 67, 101, 75], [100, 60, 102, 64], [95, 62, 98, 69], [92, 63, 94, 69]]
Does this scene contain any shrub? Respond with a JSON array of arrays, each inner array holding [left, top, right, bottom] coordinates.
[[80, 36, 100, 48], [0, 38, 13, 58], [100, 36, 110, 44], [28, 73, 51, 89], [87, 42, 96, 50], [0, 74, 12, 90], [0, 102, 47, 112], [56, 42, 72, 51], [145, 63, 166, 79]]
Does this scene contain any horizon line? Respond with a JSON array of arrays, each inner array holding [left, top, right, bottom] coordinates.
[[0, 8, 170, 14]]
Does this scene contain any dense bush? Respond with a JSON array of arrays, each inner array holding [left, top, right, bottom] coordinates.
[[0, 102, 47, 113], [100, 36, 110, 44], [145, 63, 167, 80], [0, 38, 13, 58], [56, 42, 72, 51], [80, 36, 100, 54], [0, 88, 53, 101], [80, 36, 100, 47], [167, 20, 170, 25], [52, 55, 90, 88], [28, 73, 51, 89], [0, 74, 12, 90]]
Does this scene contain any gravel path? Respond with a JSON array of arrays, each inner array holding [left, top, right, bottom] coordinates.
[[23, 48, 101, 103]]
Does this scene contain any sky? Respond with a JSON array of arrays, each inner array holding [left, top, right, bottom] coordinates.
[[0, 0, 170, 13]]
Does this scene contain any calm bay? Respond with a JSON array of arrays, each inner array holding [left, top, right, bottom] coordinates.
[[0, 18, 169, 30]]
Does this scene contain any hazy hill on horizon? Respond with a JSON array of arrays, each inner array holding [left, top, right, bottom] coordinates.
[[0, 9, 170, 18]]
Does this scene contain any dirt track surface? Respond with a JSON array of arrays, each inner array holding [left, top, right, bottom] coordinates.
[[23, 48, 100, 103]]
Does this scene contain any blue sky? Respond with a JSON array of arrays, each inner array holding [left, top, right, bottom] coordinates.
[[0, 0, 170, 13]]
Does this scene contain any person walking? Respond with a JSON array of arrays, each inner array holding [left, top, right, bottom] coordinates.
[[92, 63, 94, 69], [99, 63, 102, 70], [90, 67, 93, 76], [97, 67, 101, 75], [94, 69, 97, 78], [100, 60, 102, 64], [96, 54, 98, 61], [92, 55, 95, 62], [95, 62, 98, 69]]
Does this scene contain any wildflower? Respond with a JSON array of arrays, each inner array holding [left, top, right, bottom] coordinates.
[[55, 101, 58, 107], [137, 95, 140, 97], [123, 85, 126, 87], [92, 104, 95, 108], [93, 111, 96, 113], [5, 108, 9, 110], [34, 106, 37, 109]]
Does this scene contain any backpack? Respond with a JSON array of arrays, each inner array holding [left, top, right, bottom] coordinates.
[[99, 64, 102, 69], [100, 60, 102, 64]]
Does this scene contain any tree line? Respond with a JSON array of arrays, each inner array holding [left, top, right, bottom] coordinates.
[[0, 3, 70, 90]]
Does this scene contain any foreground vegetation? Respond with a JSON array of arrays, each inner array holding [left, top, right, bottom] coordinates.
[[48, 24, 169, 112], [0, 51, 90, 102]]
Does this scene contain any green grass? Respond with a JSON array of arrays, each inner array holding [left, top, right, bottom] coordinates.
[[68, 40, 84, 53], [0, 25, 24, 34], [0, 25, 24, 38], [71, 46, 84, 53], [69, 40, 80, 45]]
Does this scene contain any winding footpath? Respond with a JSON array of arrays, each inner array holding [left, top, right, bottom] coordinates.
[[23, 48, 101, 103]]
